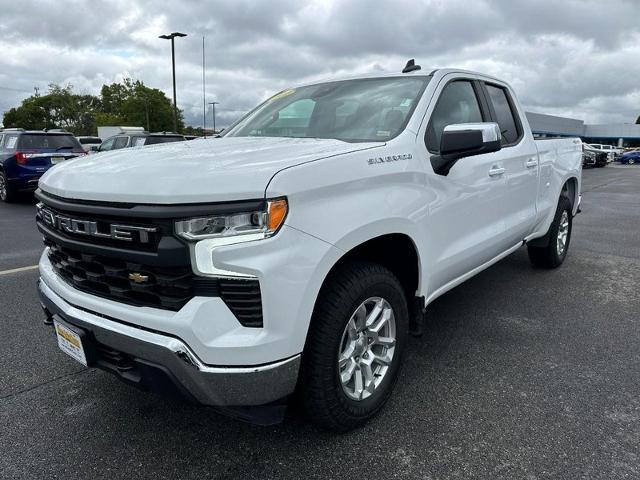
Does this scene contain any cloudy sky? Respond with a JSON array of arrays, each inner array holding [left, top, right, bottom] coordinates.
[[1, 0, 639, 129]]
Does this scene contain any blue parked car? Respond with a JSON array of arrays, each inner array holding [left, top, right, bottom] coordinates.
[[0, 129, 85, 202], [619, 150, 640, 165]]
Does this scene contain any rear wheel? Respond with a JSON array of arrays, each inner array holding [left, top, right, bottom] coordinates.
[[629, 158, 636, 165], [299, 261, 408, 431], [527, 196, 572, 269], [0, 171, 17, 203]]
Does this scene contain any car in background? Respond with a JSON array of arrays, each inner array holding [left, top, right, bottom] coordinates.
[[76, 136, 102, 154], [582, 149, 597, 168], [98, 132, 186, 152], [583, 144, 608, 167], [587, 144, 622, 162], [0, 129, 85, 202], [619, 149, 640, 165]]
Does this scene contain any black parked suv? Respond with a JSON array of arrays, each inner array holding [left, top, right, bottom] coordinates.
[[98, 132, 186, 152], [582, 144, 608, 168], [0, 129, 85, 202]]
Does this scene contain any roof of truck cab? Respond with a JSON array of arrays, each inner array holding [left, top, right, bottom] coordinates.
[[292, 67, 508, 89]]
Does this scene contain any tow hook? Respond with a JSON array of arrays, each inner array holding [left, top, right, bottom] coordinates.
[[42, 303, 54, 326]]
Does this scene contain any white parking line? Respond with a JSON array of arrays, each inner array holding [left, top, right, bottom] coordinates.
[[0, 265, 39, 276]]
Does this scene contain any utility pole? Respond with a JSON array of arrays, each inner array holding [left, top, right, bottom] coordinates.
[[209, 102, 219, 134], [202, 36, 206, 137], [159, 32, 187, 133], [144, 97, 150, 132]]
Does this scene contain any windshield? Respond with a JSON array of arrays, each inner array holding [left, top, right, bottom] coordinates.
[[17, 134, 81, 150], [223, 76, 430, 142]]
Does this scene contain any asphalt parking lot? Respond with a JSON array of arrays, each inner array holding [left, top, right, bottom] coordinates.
[[1, 166, 639, 479]]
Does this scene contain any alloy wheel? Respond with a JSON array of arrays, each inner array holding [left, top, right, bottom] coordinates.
[[557, 210, 569, 256], [338, 297, 397, 401]]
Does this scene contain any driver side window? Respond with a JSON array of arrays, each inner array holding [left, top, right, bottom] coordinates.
[[425, 80, 484, 153], [99, 137, 115, 151]]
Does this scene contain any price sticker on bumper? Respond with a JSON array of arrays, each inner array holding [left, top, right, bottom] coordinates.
[[54, 320, 87, 366]]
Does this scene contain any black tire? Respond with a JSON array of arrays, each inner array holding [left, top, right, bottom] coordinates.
[[527, 196, 573, 269], [299, 261, 409, 432], [0, 171, 17, 203], [629, 158, 636, 165]]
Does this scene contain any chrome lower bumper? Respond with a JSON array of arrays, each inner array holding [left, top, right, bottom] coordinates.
[[39, 278, 300, 406]]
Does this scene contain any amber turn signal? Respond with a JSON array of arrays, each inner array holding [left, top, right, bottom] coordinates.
[[267, 199, 288, 233]]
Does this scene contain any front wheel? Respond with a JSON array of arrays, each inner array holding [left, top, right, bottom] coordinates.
[[629, 158, 636, 165], [299, 261, 408, 431], [527, 196, 573, 269]]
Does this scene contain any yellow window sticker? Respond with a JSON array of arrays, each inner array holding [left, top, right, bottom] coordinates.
[[270, 88, 296, 101]]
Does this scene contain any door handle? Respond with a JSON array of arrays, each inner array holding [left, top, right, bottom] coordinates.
[[488, 167, 505, 177], [525, 158, 538, 169]]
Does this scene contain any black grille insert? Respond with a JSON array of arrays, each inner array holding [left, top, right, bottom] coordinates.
[[46, 240, 205, 311], [45, 239, 264, 326]]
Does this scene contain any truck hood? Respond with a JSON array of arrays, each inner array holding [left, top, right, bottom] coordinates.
[[39, 137, 382, 204]]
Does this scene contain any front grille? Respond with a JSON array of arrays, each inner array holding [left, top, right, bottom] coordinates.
[[46, 239, 264, 326], [36, 204, 166, 252], [46, 240, 206, 311]]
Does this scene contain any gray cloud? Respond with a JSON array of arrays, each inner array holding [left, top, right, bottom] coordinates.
[[1, 0, 639, 128]]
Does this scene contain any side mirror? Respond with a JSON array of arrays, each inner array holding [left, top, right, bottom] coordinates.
[[431, 122, 501, 175]]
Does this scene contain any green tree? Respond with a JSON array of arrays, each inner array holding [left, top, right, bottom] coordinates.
[[2, 78, 186, 135], [98, 79, 184, 133], [2, 84, 99, 135], [183, 126, 204, 136]]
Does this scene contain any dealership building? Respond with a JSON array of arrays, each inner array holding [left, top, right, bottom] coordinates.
[[526, 112, 640, 148]]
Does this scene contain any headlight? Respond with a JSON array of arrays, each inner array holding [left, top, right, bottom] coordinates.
[[175, 198, 288, 241]]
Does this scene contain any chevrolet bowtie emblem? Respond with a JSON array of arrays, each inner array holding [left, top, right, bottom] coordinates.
[[128, 272, 149, 283]]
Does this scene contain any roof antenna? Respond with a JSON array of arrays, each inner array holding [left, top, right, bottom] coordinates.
[[402, 59, 421, 73]]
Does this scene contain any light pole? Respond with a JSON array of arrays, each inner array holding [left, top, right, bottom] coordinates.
[[159, 32, 187, 132], [209, 101, 219, 134]]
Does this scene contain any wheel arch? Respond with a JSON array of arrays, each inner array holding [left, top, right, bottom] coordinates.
[[304, 231, 421, 340], [562, 176, 579, 214]]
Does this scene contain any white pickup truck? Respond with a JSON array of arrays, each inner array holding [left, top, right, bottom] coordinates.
[[36, 65, 582, 431]]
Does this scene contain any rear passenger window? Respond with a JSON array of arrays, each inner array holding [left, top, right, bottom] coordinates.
[[5, 135, 18, 149], [113, 136, 129, 149], [485, 84, 521, 145], [425, 81, 484, 153], [133, 137, 147, 147]]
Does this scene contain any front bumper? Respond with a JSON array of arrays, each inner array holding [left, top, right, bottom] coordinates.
[[39, 278, 300, 406]]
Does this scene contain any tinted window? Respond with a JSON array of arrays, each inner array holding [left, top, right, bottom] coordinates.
[[144, 136, 185, 145], [224, 77, 430, 142], [113, 136, 129, 149], [485, 84, 520, 145], [79, 137, 102, 144], [17, 134, 81, 150], [425, 81, 484, 152]]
